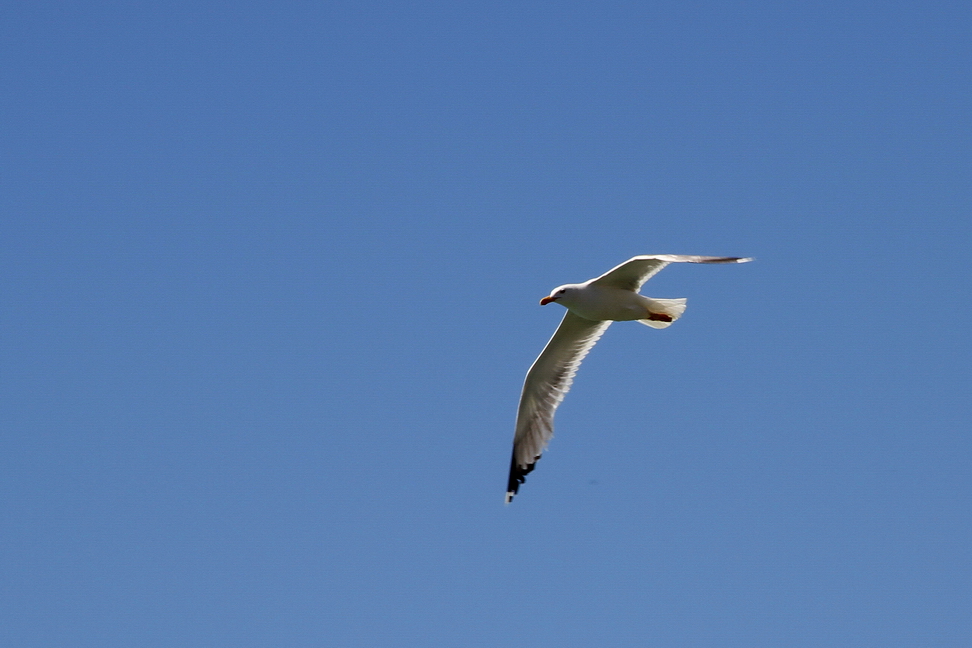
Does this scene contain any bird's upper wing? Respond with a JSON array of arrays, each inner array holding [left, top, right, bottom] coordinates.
[[590, 255, 753, 292], [506, 311, 612, 503]]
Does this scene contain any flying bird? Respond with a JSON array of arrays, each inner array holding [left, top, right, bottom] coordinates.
[[505, 254, 752, 503]]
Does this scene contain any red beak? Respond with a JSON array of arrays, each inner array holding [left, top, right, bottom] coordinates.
[[539, 296, 555, 305]]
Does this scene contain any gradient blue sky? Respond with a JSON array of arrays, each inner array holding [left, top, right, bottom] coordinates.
[[2, 2, 970, 646]]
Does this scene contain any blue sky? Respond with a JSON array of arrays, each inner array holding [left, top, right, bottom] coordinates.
[[2, 1, 970, 646]]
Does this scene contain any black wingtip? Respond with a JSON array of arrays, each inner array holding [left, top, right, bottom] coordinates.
[[505, 451, 538, 504], [701, 256, 753, 264]]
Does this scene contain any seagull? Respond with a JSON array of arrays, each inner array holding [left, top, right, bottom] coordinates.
[[505, 254, 752, 503]]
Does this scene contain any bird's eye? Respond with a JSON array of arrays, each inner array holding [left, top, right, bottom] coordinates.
[[557, 289, 566, 295]]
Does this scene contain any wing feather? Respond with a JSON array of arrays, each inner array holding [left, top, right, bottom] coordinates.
[[590, 254, 752, 292], [506, 311, 611, 502]]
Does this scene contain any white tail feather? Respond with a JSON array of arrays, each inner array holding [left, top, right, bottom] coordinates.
[[638, 298, 687, 329]]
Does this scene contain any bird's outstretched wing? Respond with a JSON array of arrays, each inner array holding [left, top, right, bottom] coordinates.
[[506, 311, 611, 503], [590, 255, 752, 292]]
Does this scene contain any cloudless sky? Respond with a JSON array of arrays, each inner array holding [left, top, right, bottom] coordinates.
[[2, 1, 970, 646]]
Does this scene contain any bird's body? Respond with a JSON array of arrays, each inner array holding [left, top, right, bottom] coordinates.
[[505, 254, 752, 503], [552, 284, 647, 321], [548, 282, 686, 324]]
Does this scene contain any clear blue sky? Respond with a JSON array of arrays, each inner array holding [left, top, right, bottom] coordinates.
[[2, 2, 970, 646]]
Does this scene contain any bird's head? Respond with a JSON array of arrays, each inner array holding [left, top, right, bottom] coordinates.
[[540, 285, 574, 306]]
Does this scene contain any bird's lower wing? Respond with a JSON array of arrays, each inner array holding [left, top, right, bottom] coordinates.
[[590, 255, 752, 292], [506, 311, 612, 502]]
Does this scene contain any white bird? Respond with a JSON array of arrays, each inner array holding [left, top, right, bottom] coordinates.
[[506, 254, 752, 503]]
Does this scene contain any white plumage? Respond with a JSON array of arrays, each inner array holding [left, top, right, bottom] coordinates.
[[505, 254, 752, 503]]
